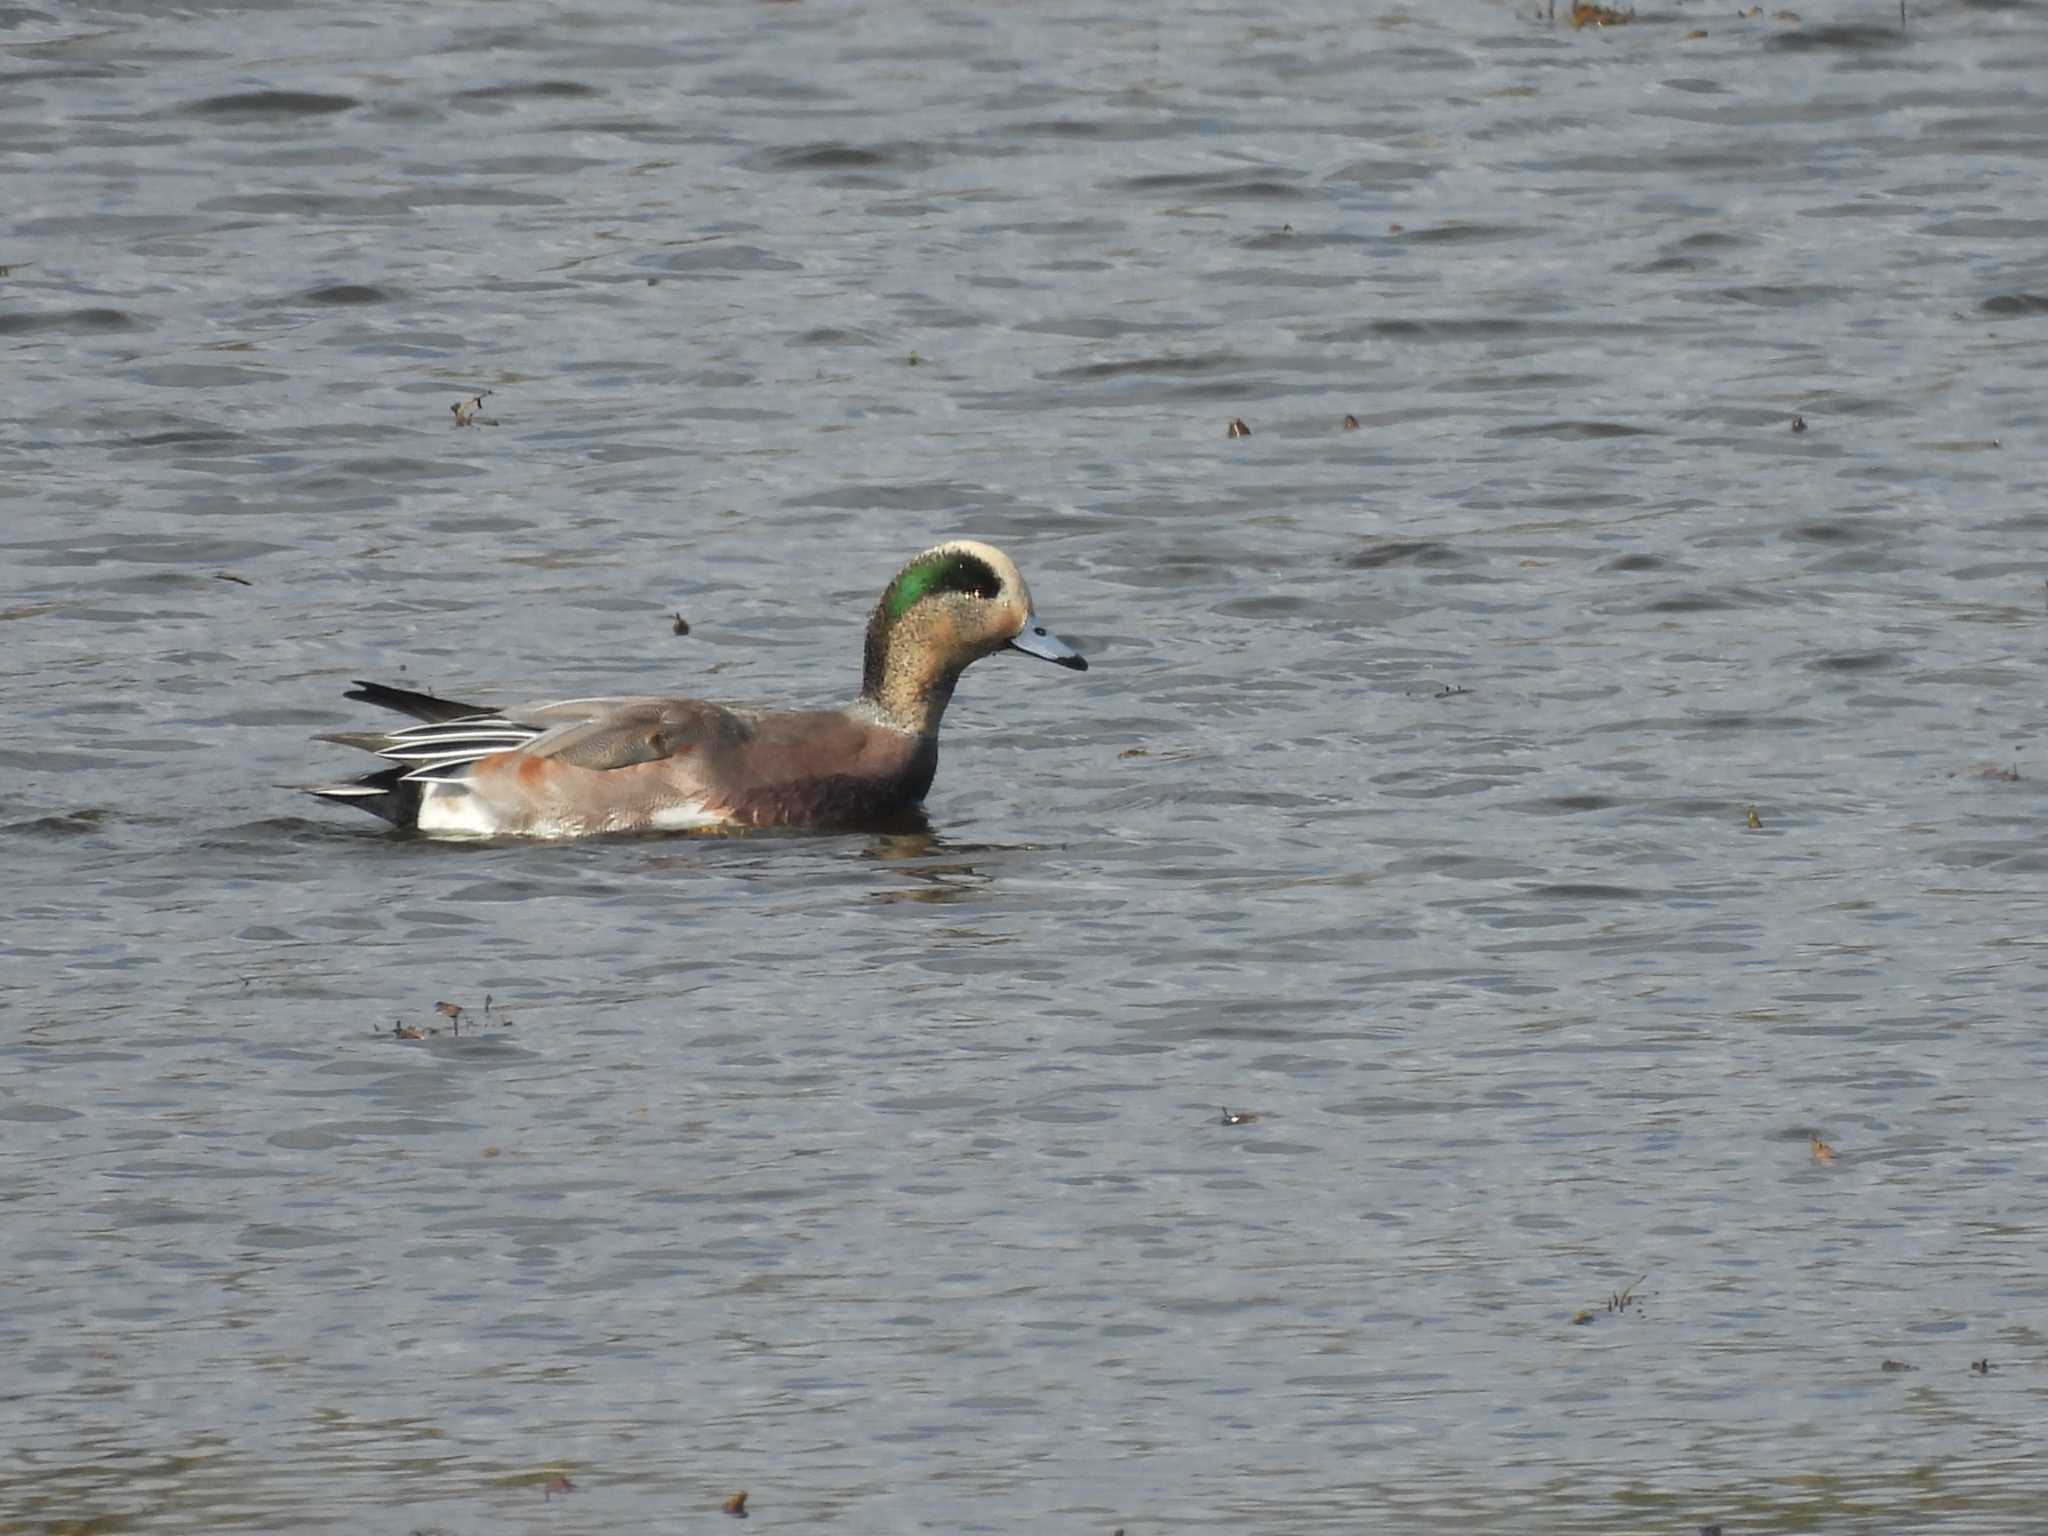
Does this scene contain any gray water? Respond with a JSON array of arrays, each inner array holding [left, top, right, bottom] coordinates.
[[7, 0, 2048, 1531]]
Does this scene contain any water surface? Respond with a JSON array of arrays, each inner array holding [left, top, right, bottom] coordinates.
[[6, 0, 2048, 1530]]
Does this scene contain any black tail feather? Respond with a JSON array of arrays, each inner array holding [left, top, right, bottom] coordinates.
[[304, 765, 423, 828], [343, 679, 490, 725]]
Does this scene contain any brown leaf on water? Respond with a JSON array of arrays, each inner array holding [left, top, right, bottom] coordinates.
[[1119, 747, 1150, 759], [1226, 417, 1252, 439], [544, 1473, 576, 1499], [1343, 414, 1360, 430], [723, 1489, 750, 1517], [1570, 0, 1634, 24], [1811, 1134, 1836, 1163], [671, 612, 692, 636], [1571, 1310, 1595, 1325], [1220, 1107, 1259, 1125], [392, 1024, 425, 1041], [436, 1000, 464, 1020]]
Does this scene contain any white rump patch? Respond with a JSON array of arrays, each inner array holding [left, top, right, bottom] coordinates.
[[415, 783, 735, 839], [415, 784, 507, 838], [642, 802, 732, 833]]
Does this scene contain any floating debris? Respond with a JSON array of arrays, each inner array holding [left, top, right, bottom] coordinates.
[[1791, 415, 1807, 434], [1746, 805, 1763, 829], [906, 351, 921, 367], [1570, 0, 1635, 24], [1119, 747, 1150, 759], [1226, 417, 1252, 439], [1572, 1275, 1648, 1324], [451, 390, 498, 428], [1811, 1134, 1836, 1163], [374, 998, 520, 1039], [1972, 1358, 1994, 1375], [1342, 414, 1360, 430], [1880, 1359, 1918, 1372], [215, 571, 253, 587], [544, 1473, 576, 1500], [723, 1490, 750, 1517], [671, 612, 692, 636], [1437, 684, 1472, 699], [1220, 1107, 1259, 1125]]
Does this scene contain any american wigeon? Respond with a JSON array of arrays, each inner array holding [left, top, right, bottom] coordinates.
[[307, 540, 1087, 838]]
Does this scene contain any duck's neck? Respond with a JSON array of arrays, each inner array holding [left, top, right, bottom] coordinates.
[[861, 615, 963, 736]]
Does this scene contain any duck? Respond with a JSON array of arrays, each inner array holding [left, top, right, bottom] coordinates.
[[306, 539, 1086, 837]]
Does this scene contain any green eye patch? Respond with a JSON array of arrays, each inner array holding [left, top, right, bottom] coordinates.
[[883, 551, 1003, 622]]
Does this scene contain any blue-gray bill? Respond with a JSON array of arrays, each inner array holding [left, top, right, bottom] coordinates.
[[1009, 613, 1088, 671]]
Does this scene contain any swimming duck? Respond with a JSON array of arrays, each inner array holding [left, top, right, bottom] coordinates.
[[307, 539, 1086, 837]]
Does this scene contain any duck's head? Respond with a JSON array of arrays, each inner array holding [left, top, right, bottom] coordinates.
[[861, 540, 1087, 732]]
